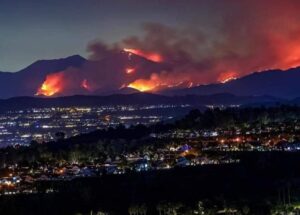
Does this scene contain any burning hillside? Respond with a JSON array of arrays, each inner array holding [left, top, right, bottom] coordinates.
[[35, 49, 169, 96], [35, 0, 300, 97], [36, 72, 65, 96]]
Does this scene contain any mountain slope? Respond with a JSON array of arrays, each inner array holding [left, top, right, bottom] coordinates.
[[0, 51, 169, 98], [161, 67, 300, 99], [0, 55, 87, 98], [1, 53, 300, 99]]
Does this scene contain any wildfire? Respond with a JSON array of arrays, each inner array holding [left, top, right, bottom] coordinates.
[[125, 67, 135, 74], [81, 79, 92, 91], [188, 82, 193, 88], [128, 81, 157, 92], [36, 73, 64, 96], [128, 74, 162, 92], [218, 71, 238, 83], [123, 48, 163, 62], [221, 77, 237, 83]]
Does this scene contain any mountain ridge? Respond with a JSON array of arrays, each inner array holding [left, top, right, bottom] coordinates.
[[1, 54, 300, 99], [160, 67, 300, 99], [0, 55, 87, 98]]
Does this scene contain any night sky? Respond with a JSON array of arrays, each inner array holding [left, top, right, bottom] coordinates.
[[2, 0, 300, 94], [0, 0, 214, 71]]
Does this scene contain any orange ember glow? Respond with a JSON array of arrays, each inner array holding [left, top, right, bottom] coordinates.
[[128, 80, 158, 92], [218, 71, 238, 83], [123, 48, 163, 62], [36, 73, 64, 96], [280, 41, 300, 69], [125, 67, 135, 74], [128, 74, 162, 92], [81, 79, 92, 91]]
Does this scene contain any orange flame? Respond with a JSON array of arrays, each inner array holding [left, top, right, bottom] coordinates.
[[36, 73, 65, 96], [128, 74, 162, 92], [128, 81, 157, 92], [123, 48, 163, 62], [218, 71, 238, 83]]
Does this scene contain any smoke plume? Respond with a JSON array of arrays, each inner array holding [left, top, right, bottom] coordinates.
[[36, 0, 300, 96]]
